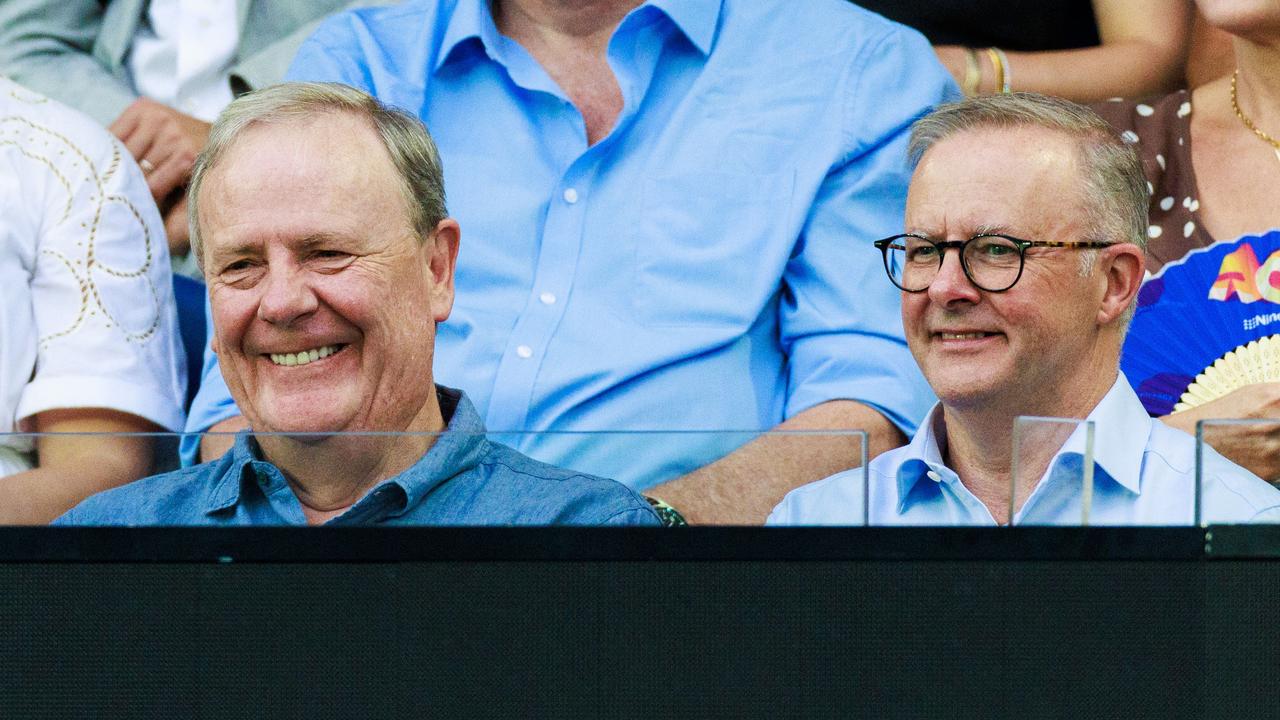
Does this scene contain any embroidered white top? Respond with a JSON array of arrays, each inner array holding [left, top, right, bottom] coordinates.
[[0, 78, 186, 475]]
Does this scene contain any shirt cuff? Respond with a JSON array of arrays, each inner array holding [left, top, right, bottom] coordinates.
[[785, 333, 935, 437], [17, 375, 186, 433]]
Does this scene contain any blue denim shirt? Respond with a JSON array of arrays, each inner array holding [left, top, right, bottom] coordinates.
[[768, 375, 1280, 526], [58, 388, 660, 526], [183, 0, 957, 488]]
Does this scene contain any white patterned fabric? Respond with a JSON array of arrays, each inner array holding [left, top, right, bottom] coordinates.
[[0, 77, 186, 475]]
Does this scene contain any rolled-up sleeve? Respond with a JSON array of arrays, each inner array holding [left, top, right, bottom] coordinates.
[[780, 25, 957, 435]]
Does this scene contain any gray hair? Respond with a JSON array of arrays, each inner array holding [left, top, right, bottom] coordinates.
[[188, 82, 447, 271], [908, 92, 1149, 263]]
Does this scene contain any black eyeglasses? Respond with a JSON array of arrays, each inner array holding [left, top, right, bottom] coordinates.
[[873, 233, 1115, 293]]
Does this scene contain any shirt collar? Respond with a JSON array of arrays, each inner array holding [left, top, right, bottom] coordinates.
[[436, 0, 505, 73], [1047, 374, 1152, 495], [436, 0, 722, 72], [390, 386, 491, 513], [646, 0, 721, 57], [202, 435, 256, 515], [894, 404, 950, 513], [890, 374, 1154, 512], [200, 386, 491, 516]]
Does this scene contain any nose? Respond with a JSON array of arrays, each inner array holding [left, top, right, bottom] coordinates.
[[926, 247, 981, 306], [256, 263, 319, 326]]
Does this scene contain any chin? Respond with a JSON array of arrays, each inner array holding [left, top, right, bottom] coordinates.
[[931, 379, 1003, 411], [251, 392, 359, 436]]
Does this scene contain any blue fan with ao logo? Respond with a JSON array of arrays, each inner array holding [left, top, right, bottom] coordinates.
[[1121, 229, 1280, 416]]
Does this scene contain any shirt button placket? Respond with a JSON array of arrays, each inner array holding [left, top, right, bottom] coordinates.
[[485, 169, 591, 432]]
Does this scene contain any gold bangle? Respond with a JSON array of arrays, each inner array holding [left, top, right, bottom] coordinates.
[[983, 47, 1003, 95], [961, 47, 981, 96], [993, 47, 1012, 92]]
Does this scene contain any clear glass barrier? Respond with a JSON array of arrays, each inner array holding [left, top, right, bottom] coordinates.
[[1195, 419, 1280, 525], [1010, 417, 1094, 526], [0, 429, 867, 527]]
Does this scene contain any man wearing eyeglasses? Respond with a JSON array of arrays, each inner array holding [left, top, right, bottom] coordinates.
[[769, 93, 1280, 526]]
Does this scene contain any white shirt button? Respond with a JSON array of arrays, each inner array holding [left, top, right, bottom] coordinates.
[[516, 345, 533, 359], [539, 292, 557, 305], [562, 188, 579, 204], [926, 470, 942, 482]]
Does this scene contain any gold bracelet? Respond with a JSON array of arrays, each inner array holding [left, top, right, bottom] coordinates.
[[983, 47, 1004, 95], [987, 47, 1012, 93], [961, 47, 981, 96]]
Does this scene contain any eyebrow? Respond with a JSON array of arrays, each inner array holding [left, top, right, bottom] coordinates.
[[905, 224, 1020, 240], [295, 232, 356, 252], [209, 231, 356, 261], [970, 223, 1016, 236]]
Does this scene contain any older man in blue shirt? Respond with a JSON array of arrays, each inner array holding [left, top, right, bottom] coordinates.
[[769, 93, 1280, 526], [185, 0, 957, 524], [58, 83, 659, 527]]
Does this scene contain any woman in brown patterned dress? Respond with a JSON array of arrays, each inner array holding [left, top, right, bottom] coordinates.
[[1094, 0, 1280, 481]]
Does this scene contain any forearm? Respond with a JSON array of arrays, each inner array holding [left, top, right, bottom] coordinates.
[[0, 439, 153, 524], [1006, 0, 1190, 102], [938, 0, 1191, 103], [997, 42, 1185, 103], [645, 401, 906, 525]]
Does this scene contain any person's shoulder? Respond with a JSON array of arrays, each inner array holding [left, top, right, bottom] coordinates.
[[308, 0, 443, 45], [715, 0, 951, 140], [769, 468, 862, 524], [56, 464, 221, 526], [0, 78, 124, 166], [1199, 447, 1280, 520], [721, 0, 931, 68], [769, 449, 903, 525], [1143, 421, 1280, 521], [467, 441, 660, 525], [721, 0, 923, 54], [769, 443, 909, 525]]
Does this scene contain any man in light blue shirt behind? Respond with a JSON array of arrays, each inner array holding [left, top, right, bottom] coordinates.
[[769, 93, 1280, 526], [185, 0, 957, 523]]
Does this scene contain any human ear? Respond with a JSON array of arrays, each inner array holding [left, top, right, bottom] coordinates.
[[426, 218, 461, 323], [1096, 243, 1145, 325]]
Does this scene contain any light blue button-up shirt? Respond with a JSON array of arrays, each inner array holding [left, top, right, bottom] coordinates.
[[184, 0, 955, 488], [768, 375, 1280, 525]]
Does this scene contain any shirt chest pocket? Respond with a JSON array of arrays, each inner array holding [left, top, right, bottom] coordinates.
[[631, 170, 796, 328]]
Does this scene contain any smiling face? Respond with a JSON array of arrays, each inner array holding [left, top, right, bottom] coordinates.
[[902, 126, 1116, 416], [199, 112, 459, 435]]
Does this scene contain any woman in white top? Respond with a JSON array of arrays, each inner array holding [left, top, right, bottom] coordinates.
[[0, 78, 186, 523]]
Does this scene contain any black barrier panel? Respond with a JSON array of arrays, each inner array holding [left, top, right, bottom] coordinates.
[[0, 527, 1209, 562], [1203, 562, 1280, 719], [0, 560, 1213, 719], [2, 529, 1279, 720]]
